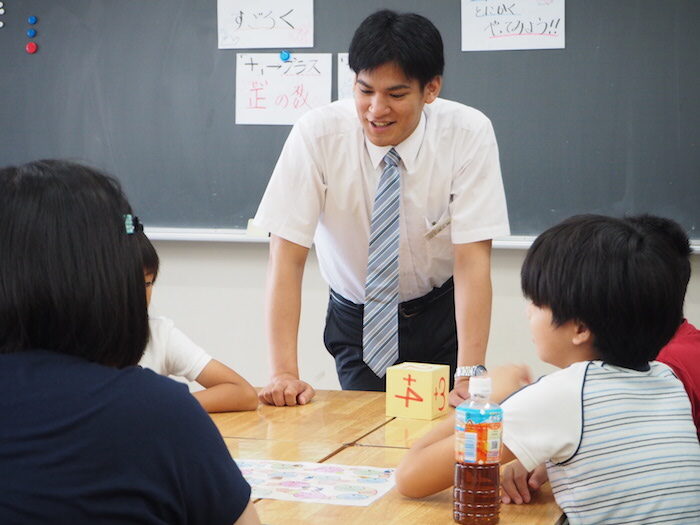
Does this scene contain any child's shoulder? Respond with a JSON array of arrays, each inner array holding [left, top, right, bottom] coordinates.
[[525, 361, 590, 392], [503, 361, 590, 409], [148, 315, 175, 336], [587, 360, 677, 380], [582, 361, 686, 402]]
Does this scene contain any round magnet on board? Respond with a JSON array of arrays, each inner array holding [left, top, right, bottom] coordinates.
[[0, 21, 4, 29], [28, 15, 38, 25], [279, 50, 291, 62], [27, 28, 37, 38], [0, 8, 5, 15], [0, 2, 4, 7], [26, 41, 38, 54]]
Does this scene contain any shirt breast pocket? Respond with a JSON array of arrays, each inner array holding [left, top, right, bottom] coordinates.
[[425, 210, 452, 260]]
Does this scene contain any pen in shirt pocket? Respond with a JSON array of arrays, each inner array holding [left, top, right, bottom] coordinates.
[[424, 214, 451, 240]]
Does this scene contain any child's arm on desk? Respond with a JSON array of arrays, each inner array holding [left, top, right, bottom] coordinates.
[[395, 416, 517, 498], [395, 364, 530, 498], [193, 359, 259, 413], [395, 416, 454, 498]]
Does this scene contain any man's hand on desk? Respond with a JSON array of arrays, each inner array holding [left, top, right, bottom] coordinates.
[[259, 373, 315, 406], [501, 461, 548, 505]]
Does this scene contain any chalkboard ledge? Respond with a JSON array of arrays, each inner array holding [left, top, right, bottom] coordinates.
[[145, 228, 535, 249], [144, 228, 700, 253], [145, 227, 269, 243]]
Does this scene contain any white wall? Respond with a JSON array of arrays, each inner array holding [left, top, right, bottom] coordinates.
[[149, 241, 700, 389]]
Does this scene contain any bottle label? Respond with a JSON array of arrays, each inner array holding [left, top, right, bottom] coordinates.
[[456, 406, 502, 464]]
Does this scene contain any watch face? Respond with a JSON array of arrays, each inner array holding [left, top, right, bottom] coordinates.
[[474, 365, 488, 376]]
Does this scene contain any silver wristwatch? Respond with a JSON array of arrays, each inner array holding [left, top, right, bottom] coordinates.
[[454, 365, 488, 379]]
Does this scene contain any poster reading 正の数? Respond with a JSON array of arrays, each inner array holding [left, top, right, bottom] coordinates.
[[235, 53, 331, 125]]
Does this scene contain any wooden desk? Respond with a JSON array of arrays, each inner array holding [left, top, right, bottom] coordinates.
[[254, 445, 562, 525], [223, 437, 343, 463], [212, 390, 390, 443], [356, 410, 452, 448], [212, 390, 562, 525]]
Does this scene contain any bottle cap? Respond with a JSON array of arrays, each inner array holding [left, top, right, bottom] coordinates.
[[468, 376, 492, 397]]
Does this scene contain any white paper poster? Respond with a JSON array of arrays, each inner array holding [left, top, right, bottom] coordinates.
[[218, 0, 314, 49], [461, 0, 565, 51], [336, 53, 355, 101], [236, 53, 332, 125], [237, 459, 395, 506]]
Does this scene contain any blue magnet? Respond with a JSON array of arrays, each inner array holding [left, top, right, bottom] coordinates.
[[279, 50, 291, 62], [28, 15, 38, 25], [27, 29, 37, 38]]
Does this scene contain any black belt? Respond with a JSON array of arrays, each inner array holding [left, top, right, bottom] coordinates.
[[330, 277, 454, 318]]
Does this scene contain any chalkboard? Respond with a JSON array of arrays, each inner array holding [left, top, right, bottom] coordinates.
[[1, 0, 698, 238]]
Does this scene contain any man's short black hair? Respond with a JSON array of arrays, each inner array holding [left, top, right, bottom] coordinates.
[[625, 214, 691, 322], [521, 214, 685, 369], [137, 232, 160, 280], [0, 160, 149, 368], [349, 10, 444, 88]]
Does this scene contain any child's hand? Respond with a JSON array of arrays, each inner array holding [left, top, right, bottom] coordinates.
[[488, 364, 532, 403], [449, 378, 470, 407], [501, 461, 548, 504]]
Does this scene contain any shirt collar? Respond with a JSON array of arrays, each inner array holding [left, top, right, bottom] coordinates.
[[364, 110, 426, 172]]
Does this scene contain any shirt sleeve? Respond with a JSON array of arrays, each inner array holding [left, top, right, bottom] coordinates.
[[163, 325, 212, 382], [253, 112, 327, 247], [449, 115, 510, 244], [501, 363, 587, 471]]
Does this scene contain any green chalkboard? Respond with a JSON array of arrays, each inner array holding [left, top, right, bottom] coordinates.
[[0, 0, 698, 238]]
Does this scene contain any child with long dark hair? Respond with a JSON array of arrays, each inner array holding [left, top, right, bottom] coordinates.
[[0, 160, 260, 524]]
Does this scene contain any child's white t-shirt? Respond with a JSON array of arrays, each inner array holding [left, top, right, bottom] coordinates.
[[501, 360, 700, 524], [139, 317, 212, 382], [501, 362, 584, 471]]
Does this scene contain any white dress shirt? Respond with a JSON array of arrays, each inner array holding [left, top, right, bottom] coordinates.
[[254, 97, 510, 303]]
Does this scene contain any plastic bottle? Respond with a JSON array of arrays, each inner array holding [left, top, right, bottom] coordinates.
[[453, 376, 503, 524]]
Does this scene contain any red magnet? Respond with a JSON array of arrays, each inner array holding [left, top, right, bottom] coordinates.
[[26, 42, 38, 54]]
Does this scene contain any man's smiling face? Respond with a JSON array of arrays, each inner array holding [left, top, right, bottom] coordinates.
[[354, 61, 441, 147]]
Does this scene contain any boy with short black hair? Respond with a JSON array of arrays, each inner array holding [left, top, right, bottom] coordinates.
[[626, 214, 700, 435], [395, 214, 700, 524]]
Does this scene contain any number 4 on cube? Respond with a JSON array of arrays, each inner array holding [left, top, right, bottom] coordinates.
[[385, 362, 450, 420]]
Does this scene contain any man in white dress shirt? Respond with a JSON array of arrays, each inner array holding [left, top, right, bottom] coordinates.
[[253, 10, 510, 406]]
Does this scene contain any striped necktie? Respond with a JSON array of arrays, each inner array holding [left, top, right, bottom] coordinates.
[[363, 148, 401, 378]]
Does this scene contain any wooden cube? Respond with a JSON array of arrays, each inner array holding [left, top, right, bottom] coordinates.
[[385, 362, 450, 420]]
